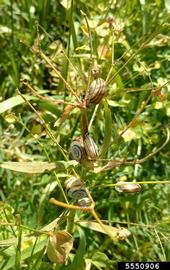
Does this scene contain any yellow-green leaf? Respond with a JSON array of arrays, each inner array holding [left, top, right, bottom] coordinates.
[[0, 161, 78, 174], [78, 221, 130, 240]]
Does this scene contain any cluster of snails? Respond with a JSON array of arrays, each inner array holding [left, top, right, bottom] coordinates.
[[66, 73, 107, 205], [69, 76, 106, 162], [65, 177, 91, 207], [69, 133, 98, 162]]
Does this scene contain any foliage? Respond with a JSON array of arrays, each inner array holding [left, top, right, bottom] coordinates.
[[0, 0, 170, 269]]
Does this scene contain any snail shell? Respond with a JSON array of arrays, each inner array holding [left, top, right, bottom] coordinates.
[[69, 138, 86, 162], [85, 78, 106, 105], [64, 177, 82, 190], [67, 186, 88, 200], [78, 197, 91, 207], [115, 182, 141, 193], [83, 133, 98, 160]]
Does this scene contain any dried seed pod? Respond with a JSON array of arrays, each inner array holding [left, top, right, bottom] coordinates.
[[69, 138, 86, 162], [115, 182, 141, 193], [91, 65, 100, 78], [83, 133, 98, 160], [67, 186, 88, 200], [78, 197, 91, 207], [64, 177, 82, 190], [85, 78, 106, 105]]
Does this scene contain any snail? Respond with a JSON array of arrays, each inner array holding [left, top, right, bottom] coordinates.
[[85, 78, 106, 105], [64, 177, 82, 190], [78, 197, 91, 207], [65, 177, 87, 199], [69, 138, 87, 162], [67, 186, 88, 200], [64, 177, 91, 207], [83, 133, 98, 160], [115, 182, 141, 193]]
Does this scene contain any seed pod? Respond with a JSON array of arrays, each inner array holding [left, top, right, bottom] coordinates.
[[69, 138, 86, 162], [78, 197, 91, 207], [83, 133, 98, 160], [115, 182, 141, 193], [85, 78, 106, 105], [64, 177, 82, 190]]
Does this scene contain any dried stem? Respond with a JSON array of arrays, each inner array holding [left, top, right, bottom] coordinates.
[[94, 128, 170, 173]]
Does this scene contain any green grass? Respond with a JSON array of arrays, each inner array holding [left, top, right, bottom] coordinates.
[[0, 0, 170, 269]]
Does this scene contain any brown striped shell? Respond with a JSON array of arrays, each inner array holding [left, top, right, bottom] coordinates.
[[115, 182, 141, 193], [67, 186, 88, 200], [78, 197, 91, 207], [69, 138, 86, 162], [64, 177, 82, 190], [85, 78, 106, 105], [83, 133, 98, 160], [64, 177, 89, 201]]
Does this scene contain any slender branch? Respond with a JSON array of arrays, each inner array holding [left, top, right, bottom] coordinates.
[[17, 89, 68, 160], [88, 104, 99, 131], [94, 128, 170, 173], [120, 93, 152, 137], [23, 81, 82, 108], [39, 51, 81, 103]]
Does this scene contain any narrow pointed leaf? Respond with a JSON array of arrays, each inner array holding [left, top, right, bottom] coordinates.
[[99, 101, 112, 158], [0, 161, 78, 174], [78, 221, 130, 240], [0, 95, 37, 114]]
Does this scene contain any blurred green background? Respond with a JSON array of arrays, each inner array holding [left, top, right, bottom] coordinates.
[[0, 0, 170, 269]]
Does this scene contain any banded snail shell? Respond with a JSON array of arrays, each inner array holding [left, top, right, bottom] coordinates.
[[85, 78, 106, 105], [83, 133, 98, 160], [64, 177, 82, 190], [69, 138, 86, 162], [78, 197, 91, 207], [67, 186, 88, 200], [115, 182, 141, 193]]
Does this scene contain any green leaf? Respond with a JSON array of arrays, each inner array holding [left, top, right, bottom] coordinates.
[[0, 95, 37, 114], [66, 227, 86, 270], [60, 0, 71, 9], [99, 101, 112, 158], [78, 221, 131, 240], [91, 252, 109, 268], [0, 161, 78, 174], [2, 236, 47, 270]]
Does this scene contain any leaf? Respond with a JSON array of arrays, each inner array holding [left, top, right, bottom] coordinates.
[[121, 128, 137, 142], [0, 25, 12, 34], [107, 99, 125, 107], [0, 95, 37, 114], [165, 0, 170, 12], [0, 161, 78, 174], [0, 238, 17, 247], [66, 227, 86, 270], [99, 101, 112, 158], [54, 104, 76, 127], [78, 221, 131, 240], [2, 236, 47, 270], [0, 202, 15, 222], [46, 231, 73, 264], [60, 0, 71, 9], [91, 252, 109, 268]]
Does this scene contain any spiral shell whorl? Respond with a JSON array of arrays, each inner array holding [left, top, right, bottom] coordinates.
[[83, 133, 98, 160], [78, 197, 91, 207], [69, 138, 86, 162], [85, 78, 106, 105], [64, 177, 91, 207]]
